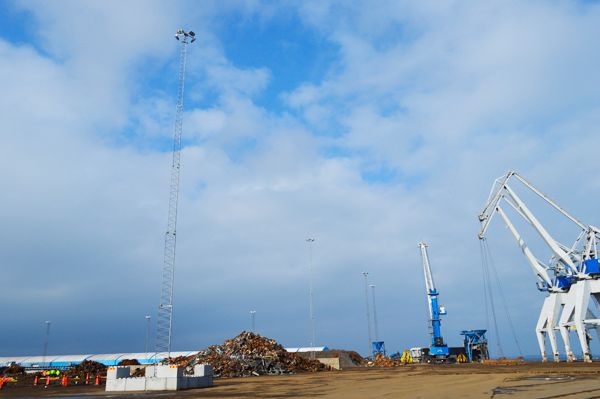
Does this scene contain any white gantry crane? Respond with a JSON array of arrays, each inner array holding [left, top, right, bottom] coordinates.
[[478, 171, 600, 362]]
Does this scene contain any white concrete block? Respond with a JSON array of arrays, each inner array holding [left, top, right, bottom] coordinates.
[[178, 377, 189, 390], [124, 378, 146, 391], [149, 365, 182, 378], [166, 378, 178, 390], [193, 364, 213, 377], [145, 377, 167, 391], [144, 365, 156, 377], [106, 364, 213, 392], [106, 378, 126, 391], [107, 366, 131, 379], [189, 376, 213, 388]]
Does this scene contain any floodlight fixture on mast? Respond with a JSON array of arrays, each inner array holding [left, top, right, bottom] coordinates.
[[175, 29, 196, 43]]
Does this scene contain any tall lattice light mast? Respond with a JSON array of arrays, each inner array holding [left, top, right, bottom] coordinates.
[[155, 28, 196, 358]]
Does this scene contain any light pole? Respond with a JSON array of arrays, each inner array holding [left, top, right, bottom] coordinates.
[[250, 310, 256, 333], [145, 315, 151, 354], [306, 237, 316, 359], [155, 28, 196, 360], [362, 272, 372, 358], [370, 284, 379, 342], [43, 321, 51, 365]]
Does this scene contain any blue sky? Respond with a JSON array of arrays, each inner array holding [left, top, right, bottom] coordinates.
[[0, 4, 35, 46], [217, 13, 338, 109], [2, 0, 600, 361]]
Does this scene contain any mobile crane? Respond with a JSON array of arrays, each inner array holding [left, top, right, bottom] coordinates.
[[419, 242, 450, 360], [478, 171, 600, 362]]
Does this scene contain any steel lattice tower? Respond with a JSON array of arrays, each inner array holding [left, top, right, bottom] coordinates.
[[155, 29, 196, 358]]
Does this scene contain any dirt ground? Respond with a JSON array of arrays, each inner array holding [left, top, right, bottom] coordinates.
[[2, 362, 600, 398]]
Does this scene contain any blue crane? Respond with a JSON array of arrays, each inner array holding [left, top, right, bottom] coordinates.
[[418, 242, 450, 359]]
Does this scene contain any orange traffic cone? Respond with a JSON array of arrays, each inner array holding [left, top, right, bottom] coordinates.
[[45, 376, 50, 387], [94, 375, 100, 385], [34, 375, 39, 386], [61, 375, 68, 387], [85, 373, 89, 385]]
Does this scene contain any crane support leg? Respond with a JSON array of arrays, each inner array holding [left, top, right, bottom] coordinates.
[[536, 294, 563, 362], [558, 289, 577, 362], [558, 280, 600, 362], [574, 281, 591, 362], [573, 280, 600, 362], [594, 322, 600, 356]]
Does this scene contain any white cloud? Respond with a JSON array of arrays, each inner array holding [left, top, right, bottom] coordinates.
[[3, 0, 600, 359], [185, 108, 227, 139]]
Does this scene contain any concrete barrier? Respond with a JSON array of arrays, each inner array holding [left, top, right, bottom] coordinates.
[[316, 357, 340, 370], [105, 364, 213, 392]]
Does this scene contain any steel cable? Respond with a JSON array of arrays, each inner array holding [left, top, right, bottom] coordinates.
[[484, 240, 524, 357], [480, 239, 504, 358]]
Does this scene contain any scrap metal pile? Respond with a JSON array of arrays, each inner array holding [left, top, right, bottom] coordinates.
[[482, 358, 526, 366], [0, 364, 25, 376], [66, 360, 107, 378], [117, 359, 140, 366], [368, 353, 403, 367], [162, 355, 191, 366], [185, 331, 327, 378]]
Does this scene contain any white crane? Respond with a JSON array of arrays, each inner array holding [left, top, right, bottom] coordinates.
[[478, 171, 600, 362]]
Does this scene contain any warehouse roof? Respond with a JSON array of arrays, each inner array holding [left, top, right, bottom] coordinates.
[[0, 351, 196, 368], [0, 347, 327, 368]]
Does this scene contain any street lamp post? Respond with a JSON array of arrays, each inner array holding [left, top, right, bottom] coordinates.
[[306, 237, 316, 360], [250, 310, 256, 333], [370, 284, 379, 342], [43, 321, 51, 366], [362, 272, 372, 358], [145, 315, 151, 354]]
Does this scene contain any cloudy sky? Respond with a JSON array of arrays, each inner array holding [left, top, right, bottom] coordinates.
[[2, 0, 600, 359]]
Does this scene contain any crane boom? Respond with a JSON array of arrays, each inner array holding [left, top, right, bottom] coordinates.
[[477, 171, 599, 291]]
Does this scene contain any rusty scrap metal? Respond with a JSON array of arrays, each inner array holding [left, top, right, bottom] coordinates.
[[117, 359, 140, 366], [185, 331, 327, 378], [368, 353, 403, 367], [66, 360, 107, 378]]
